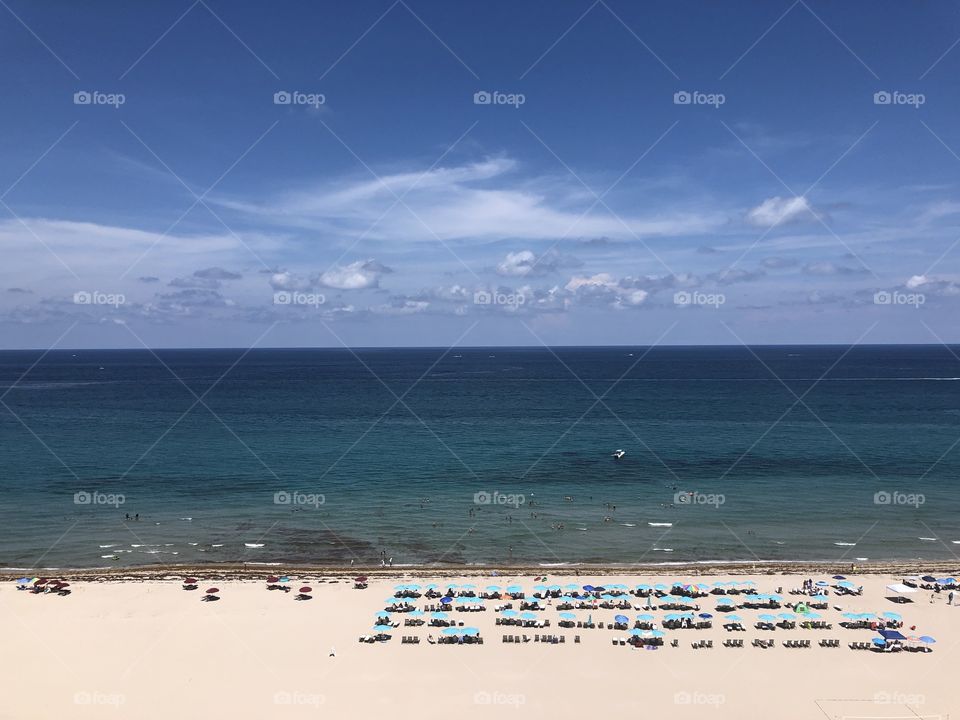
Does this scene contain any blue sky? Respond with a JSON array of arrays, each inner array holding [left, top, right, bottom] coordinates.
[[2, 0, 960, 348]]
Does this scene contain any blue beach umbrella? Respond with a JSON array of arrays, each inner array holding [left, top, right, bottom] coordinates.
[[461, 627, 480, 636], [441, 627, 461, 636], [534, 584, 547, 592], [440, 596, 453, 604], [759, 614, 776, 622], [375, 611, 391, 617], [614, 615, 629, 624], [501, 609, 518, 618], [699, 613, 713, 619], [815, 581, 829, 587], [871, 637, 886, 646], [841, 612, 858, 619], [881, 611, 901, 620], [547, 584, 561, 591], [425, 584, 438, 590], [373, 624, 394, 631], [629, 628, 645, 637], [486, 585, 501, 592], [726, 614, 743, 622], [636, 614, 654, 621], [460, 584, 476, 590], [431, 612, 449, 620], [520, 612, 537, 621], [779, 613, 797, 620], [716, 598, 734, 606], [653, 583, 669, 591], [408, 610, 424, 617], [563, 583, 579, 591], [810, 594, 828, 602], [506, 585, 522, 593], [559, 612, 576, 620], [582, 585, 596, 592], [918, 636, 936, 643]]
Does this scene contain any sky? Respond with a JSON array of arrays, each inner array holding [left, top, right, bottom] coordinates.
[[2, 0, 960, 349]]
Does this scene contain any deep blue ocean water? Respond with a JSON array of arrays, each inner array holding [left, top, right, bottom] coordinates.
[[1, 345, 958, 569]]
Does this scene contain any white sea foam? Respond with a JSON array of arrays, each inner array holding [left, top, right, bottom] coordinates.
[[648, 522, 673, 527], [244, 543, 265, 548], [918, 537, 937, 541], [652, 547, 674, 552], [833, 542, 856, 546], [620, 523, 636, 527], [98, 544, 116, 548]]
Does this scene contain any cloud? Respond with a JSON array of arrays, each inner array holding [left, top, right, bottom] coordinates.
[[801, 261, 867, 276], [712, 267, 766, 285], [318, 259, 392, 290], [564, 273, 648, 308], [194, 267, 241, 280], [269, 271, 314, 291], [138, 276, 160, 283], [495, 249, 579, 277], [746, 196, 817, 227], [761, 256, 798, 269], [214, 156, 725, 243], [7, 287, 32, 294]]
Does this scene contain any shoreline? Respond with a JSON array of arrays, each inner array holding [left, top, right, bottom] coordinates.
[[4, 558, 957, 581]]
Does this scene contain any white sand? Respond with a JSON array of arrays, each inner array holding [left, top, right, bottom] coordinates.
[[0, 573, 956, 719]]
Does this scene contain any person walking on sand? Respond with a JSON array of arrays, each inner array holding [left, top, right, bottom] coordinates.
[[949, 590, 954, 606]]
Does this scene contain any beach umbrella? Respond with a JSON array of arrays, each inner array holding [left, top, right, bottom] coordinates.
[[501, 610, 518, 618], [278, 577, 290, 583], [266, 576, 279, 583], [299, 587, 312, 593], [431, 612, 449, 619], [425, 584, 438, 590], [441, 627, 460, 636], [921, 575, 937, 583], [810, 594, 828, 602], [205, 588, 219, 594], [815, 581, 829, 587], [614, 615, 629, 624], [407, 584, 421, 591], [871, 637, 886, 646], [726, 614, 742, 622], [408, 610, 425, 617], [460, 584, 476, 590], [878, 629, 906, 641], [374, 624, 394, 632], [803, 612, 822, 620], [698, 613, 713, 619], [547, 584, 561, 591], [649, 630, 665, 637], [778, 613, 797, 620], [393, 584, 406, 591], [375, 611, 391, 617], [629, 628, 645, 637], [740, 580, 756, 587], [716, 598, 734, 605], [440, 596, 453, 604], [559, 612, 575, 620], [486, 585, 501, 592], [461, 627, 480, 636], [841, 612, 858, 619], [564, 583, 579, 591], [354, 576, 368, 583], [759, 614, 776, 622], [937, 577, 956, 584], [636, 614, 654, 621], [837, 581, 855, 588], [635, 583, 651, 591], [520, 612, 537, 620], [506, 585, 522, 594], [582, 585, 596, 592], [654, 583, 669, 591], [881, 611, 901, 620], [918, 636, 936, 643], [534, 584, 547, 592], [832, 575, 846, 580]]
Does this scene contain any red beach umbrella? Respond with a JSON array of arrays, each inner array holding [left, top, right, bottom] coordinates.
[[35, 579, 47, 586], [184, 577, 198, 585], [355, 576, 367, 582], [266, 576, 280, 583], [57, 582, 70, 588], [299, 586, 312, 593], [205, 587, 220, 594]]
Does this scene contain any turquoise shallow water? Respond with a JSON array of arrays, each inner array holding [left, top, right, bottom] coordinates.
[[0, 345, 958, 568]]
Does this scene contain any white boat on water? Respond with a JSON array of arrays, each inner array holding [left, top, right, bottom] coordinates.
[[612, 449, 626, 459]]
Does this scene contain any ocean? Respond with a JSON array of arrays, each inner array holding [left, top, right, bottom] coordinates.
[[1, 345, 958, 569]]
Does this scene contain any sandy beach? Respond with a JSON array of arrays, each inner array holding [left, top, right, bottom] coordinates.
[[1, 568, 957, 719]]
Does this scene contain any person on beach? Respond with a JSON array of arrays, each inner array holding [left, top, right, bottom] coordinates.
[[949, 590, 954, 605]]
